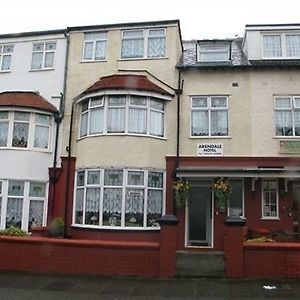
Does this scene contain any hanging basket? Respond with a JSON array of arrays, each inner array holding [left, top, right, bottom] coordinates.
[[173, 178, 190, 209], [213, 178, 232, 212]]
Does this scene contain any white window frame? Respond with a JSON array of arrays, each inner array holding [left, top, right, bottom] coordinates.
[[1, 180, 47, 231], [121, 28, 166, 59], [274, 96, 300, 137], [79, 95, 165, 139], [0, 110, 53, 151], [197, 44, 230, 62], [227, 179, 245, 218], [0, 44, 13, 72], [31, 41, 56, 70], [262, 33, 300, 59], [261, 179, 279, 219], [82, 31, 107, 61], [190, 96, 229, 137], [73, 168, 165, 230]]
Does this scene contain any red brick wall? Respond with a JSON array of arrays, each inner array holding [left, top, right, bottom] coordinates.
[[244, 243, 300, 278], [0, 236, 159, 277]]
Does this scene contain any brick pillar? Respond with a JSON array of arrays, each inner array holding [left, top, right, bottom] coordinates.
[[158, 214, 178, 278], [224, 216, 246, 278]]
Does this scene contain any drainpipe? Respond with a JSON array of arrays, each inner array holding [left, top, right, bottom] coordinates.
[[174, 70, 183, 214]]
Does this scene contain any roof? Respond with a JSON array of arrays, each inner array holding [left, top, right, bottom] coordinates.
[[81, 74, 173, 97], [0, 91, 58, 113], [0, 29, 65, 39]]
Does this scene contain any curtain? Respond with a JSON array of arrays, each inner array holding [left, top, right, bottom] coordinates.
[[95, 41, 106, 60], [29, 200, 44, 228], [149, 111, 163, 136], [1, 55, 11, 70], [148, 37, 165, 57], [83, 42, 93, 60], [211, 110, 228, 136], [125, 189, 144, 227], [34, 125, 49, 148], [192, 111, 209, 136], [12, 123, 29, 147], [147, 190, 162, 214], [0, 122, 8, 146], [90, 107, 103, 134], [85, 188, 100, 225], [31, 52, 43, 69], [80, 112, 88, 137], [103, 188, 122, 214], [295, 111, 300, 136], [107, 108, 125, 133], [75, 188, 84, 224], [104, 170, 123, 186], [276, 111, 293, 135], [44, 52, 54, 68], [263, 35, 281, 57], [286, 35, 300, 57], [121, 39, 144, 58], [128, 108, 146, 134], [6, 198, 23, 228]]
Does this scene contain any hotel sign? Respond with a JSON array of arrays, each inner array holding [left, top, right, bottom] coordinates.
[[280, 141, 300, 154], [197, 143, 223, 156]]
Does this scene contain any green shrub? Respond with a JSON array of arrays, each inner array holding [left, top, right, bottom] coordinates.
[[0, 226, 28, 236]]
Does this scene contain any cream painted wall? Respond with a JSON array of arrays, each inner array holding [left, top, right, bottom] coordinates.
[[63, 23, 182, 170], [180, 68, 300, 157]]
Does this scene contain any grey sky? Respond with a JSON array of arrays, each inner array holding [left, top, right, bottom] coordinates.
[[1, 0, 300, 39]]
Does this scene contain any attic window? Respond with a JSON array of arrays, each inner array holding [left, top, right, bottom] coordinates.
[[197, 44, 230, 62]]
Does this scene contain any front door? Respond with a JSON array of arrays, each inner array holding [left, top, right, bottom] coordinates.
[[187, 182, 212, 247]]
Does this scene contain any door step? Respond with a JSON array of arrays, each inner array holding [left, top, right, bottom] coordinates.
[[176, 251, 225, 278]]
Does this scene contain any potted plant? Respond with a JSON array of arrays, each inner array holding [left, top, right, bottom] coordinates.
[[213, 177, 232, 212], [173, 178, 190, 208], [49, 217, 64, 237]]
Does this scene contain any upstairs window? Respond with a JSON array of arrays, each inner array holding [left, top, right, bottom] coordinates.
[[0, 45, 13, 71], [0, 110, 52, 150], [82, 32, 107, 61], [197, 44, 230, 62], [80, 95, 164, 138], [263, 33, 300, 58], [121, 28, 166, 59], [31, 41, 56, 70], [274, 96, 300, 136], [191, 96, 228, 137]]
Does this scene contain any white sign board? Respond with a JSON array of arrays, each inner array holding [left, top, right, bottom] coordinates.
[[197, 143, 223, 156]]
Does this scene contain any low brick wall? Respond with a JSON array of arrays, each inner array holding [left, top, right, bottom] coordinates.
[[0, 236, 159, 277], [244, 242, 300, 278]]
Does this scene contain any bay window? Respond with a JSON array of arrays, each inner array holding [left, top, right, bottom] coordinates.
[[275, 96, 300, 136], [0, 110, 52, 150], [74, 169, 164, 229], [191, 96, 228, 137], [262, 179, 279, 219], [121, 28, 166, 59], [79, 95, 165, 138]]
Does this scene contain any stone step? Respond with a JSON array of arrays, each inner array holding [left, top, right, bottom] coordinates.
[[176, 251, 225, 278]]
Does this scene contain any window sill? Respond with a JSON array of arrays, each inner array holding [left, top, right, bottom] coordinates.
[[0, 146, 51, 153], [29, 68, 55, 72], [261, 217, 280, 221], [77, 133, 166, 141], [273, 136, 300, 139], [0, 70, 11, 74], [71, 224, 160, 231], [189, 135, 231, 139], [80, 59, 107, 63], [118, 57, 168, 62]]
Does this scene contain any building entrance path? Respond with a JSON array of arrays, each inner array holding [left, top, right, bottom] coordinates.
[[0, 271, 299, 299]]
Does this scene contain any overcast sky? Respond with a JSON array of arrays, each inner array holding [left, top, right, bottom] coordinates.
[[1, 0, 300, 39]]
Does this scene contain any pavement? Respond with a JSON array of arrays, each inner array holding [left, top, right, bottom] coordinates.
[[0, 271, 299, 299]]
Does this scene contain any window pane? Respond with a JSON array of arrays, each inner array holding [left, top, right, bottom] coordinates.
[[228, 180, 243, 217], [192, 97, 208, 108], [0, 111, 8, 119], [3, 45, 13, 53], [85, 32, 107, 40], [95, 41, 106, 60], [103, 188, 122, 226], [77, 171, 85, 186], [295, 111, 300, 136], [90, 108, 103, 134], [108, 96, 126, 106], [75, 188, 84, 224], [149, 111, 164, 136], [14, 112, 30, 121], [85, 188, 100, 225], [286, 35, 300, 57], [125, 189, 144, 227], [6, 198, 23, 228], [12, 122, 29, 147], [8, 181, 24, 196], [107, 108, 125, 133], [211, 110, 228, 136], [128, 171, 144, 186], [211, 97, 227, 108], [149, 29, 165, 36], [83, 42, 93, 60], [128, 108, 147, 134], [148, 37, 165, 57], [29, 200, 44, 230], [35, 114, 50, 125], [147, 190, 162, 227], [123, 30, 143, 37], [192, 111, 209, 136], [45, 42, 56, 51], [29, 182, 46, 197], [80, 112, 88, 137], [34, 125, 49, 148], [104, 170, 123, 186], [199, 51, 228, 62], [275, 97, 291, 109], [263, 35, 282, 57], [0, 122, 8, 146], [130, 96, 147, 106], [121, 39, 144, 58], [87, 170, 100, 185], [33, 43, 44, 51], [148, 172, 163, 188], [150, 98, 164, 111], [263, 180, 278, 217], [44, 52, 54, 68], [90, 97, 103, 107], [275, 111, 293, 136], [1, 55, 11, 70], [31, 52, 43, 69]]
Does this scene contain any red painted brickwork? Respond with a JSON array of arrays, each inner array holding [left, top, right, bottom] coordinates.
[[0, 236, 160, 277], [244, 242, 300, 278]]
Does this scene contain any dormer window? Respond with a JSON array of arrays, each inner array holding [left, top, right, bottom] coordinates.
[[197, 44, 230, 62], [262, 33, 300, 59]]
